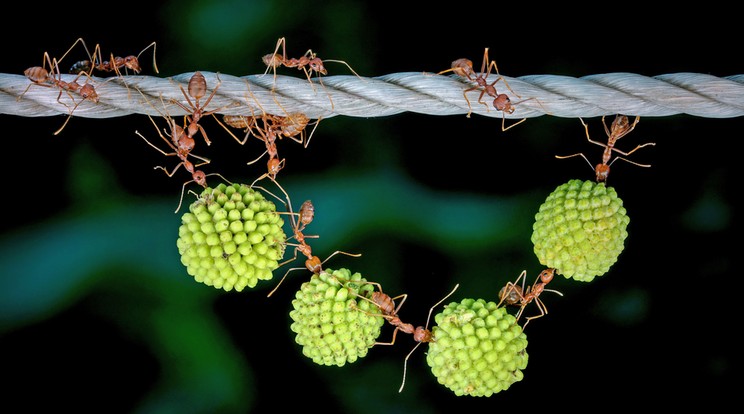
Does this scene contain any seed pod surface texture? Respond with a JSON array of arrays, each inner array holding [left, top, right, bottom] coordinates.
[[290, 268, 385, 367], [177, 183, 286, 292], [531, 179, 630, 282], [427, 298, 528, 397]]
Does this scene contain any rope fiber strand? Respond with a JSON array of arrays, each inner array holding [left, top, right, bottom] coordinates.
[[1, 71, 743, 120]]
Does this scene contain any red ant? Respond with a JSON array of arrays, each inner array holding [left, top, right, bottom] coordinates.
[[437, 58, 476, 78], [497, 268, 563, 329], [274, 112, 321, 148], [350, 281, 460, 392], [556, 115, 656, 182], [170, 71, 238, 147], [262, 37, 361, 88], [250, 112, 320, 176], [263, 184, 360, 297], [135, 91, 229, 212], [67, 38, 159, 76], [216, 90, 321, 181], [244, 116, 286, 181], [262, 37, 363, 110], [437, 48, 535, 131], [19, 47, 99, 135], [213, 85, 320, 176], [220, 114, 259, 141]]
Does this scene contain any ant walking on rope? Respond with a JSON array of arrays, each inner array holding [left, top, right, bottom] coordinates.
[[170, 71, 239, 146], [262, 36, 362, 88], [261, 37, 363, 110], [20, 44, 100, 135], [67, 38, 159, 76], [438, 48, 540, 131]]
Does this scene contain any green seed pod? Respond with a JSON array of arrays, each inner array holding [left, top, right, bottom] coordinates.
[[426, 298, 528, 397], [531, 179, 630, 282], [177, 183, 287, 292], [289, 268, 385, 367]]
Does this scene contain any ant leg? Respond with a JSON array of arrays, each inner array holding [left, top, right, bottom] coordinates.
[[482, 48, 520, 100], [303, 116, 321, 148], [462, 85, 479, 118], [399, 283, 459, 394], [137, 41, 159, 74], [501, 114, 528, 132], [423, 283, 459, 329], [580, 117, 611, 149], [497, 271, 527, 308], [611, 141, 657, 158], [262, 37, 287, 88], [399, 341, 423, 393], [267, 263, 305, 298], [318, 250, 362, 269], [374, 326, 402, 347]]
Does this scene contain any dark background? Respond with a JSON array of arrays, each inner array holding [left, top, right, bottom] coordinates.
[[1, 1, 739, 412]]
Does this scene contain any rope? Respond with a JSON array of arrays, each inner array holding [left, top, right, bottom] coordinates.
[[1, 71, 743, 120]]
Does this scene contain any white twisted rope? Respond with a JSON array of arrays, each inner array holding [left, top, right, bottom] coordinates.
[[1, 71, 743, 120]]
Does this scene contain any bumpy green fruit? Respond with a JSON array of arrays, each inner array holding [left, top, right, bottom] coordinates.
[[176, 183, 287, 292], [289, 268, 385, 367], [426, 298, 528, 397], [531, 179, 629, 282]]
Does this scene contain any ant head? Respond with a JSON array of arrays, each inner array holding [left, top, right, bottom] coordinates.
[[595, 164, 610, 182], [413, 327, 433, 343], [267, 157, 285, 176], [538, 268, 555, 283], [308, 58, 327, 75], [493, 94, 514, 113], [80, 83, 99, 103], [124, 56, 141, 73], [306, 256, 322, 274], [193, 170, 207, 187]]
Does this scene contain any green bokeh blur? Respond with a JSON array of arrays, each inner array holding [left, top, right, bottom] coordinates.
[[1, 1, 739, 412]]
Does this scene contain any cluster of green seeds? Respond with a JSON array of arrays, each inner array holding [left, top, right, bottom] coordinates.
[[167, 176, 635, 397], [531, 179, 630, 282], [176, 183, 287, 292], [289, 268, 385, 367], [427, 298, 528, 397]]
